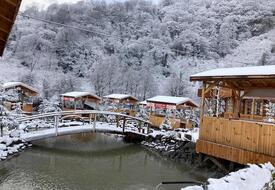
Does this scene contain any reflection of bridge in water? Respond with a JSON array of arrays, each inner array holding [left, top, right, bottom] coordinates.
[[17, 110, 152, 142]]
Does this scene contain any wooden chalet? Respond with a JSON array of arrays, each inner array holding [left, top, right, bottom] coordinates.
[[60, 92, 101, 111], [103, 94, 138, 116], [0, 0, 22, 56], [3, 82, 38, 113], [146, 95, 198, 129], [190, 65, 275, 165]]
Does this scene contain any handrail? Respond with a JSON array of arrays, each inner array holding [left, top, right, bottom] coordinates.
[[17, 110, 152, 124]]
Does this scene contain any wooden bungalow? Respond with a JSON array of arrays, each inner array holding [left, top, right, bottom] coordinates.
[[0, 0, 22, 56], [190, 65, 275, 165], [2, 82, 38, 113], [60, 92, 101, 111], [103, 94, 138, 116], [146, 95, 198, 129]]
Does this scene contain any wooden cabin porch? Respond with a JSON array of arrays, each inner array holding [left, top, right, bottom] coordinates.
[[146, 96, 197, 129], [191, 65, 275, 165], [197, 116, 275, 165]]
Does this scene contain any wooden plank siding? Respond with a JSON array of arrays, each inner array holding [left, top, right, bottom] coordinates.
[[198, 116, 275, 165]]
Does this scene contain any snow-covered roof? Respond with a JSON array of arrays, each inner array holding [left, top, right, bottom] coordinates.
[[61, 91, 101, 100], [147, 95, 197, 107], [139, 100, 147, 105], [103, 94, 138, 101], [3, 82, 38, 93], [190, 65, 275, 80]]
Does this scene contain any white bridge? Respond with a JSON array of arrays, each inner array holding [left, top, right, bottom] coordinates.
[[16, 110, 152, 142]]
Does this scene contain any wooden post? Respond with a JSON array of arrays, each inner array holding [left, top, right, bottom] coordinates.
[[54, 115, 59, 136], [93, 113, 97, 131], [200, 81, 206, 125], [122, 117, 126, 133], [252, 98, 255, 120], [138, 121, 142, 132], [233, 90, 241, 118], [116, 116, 120, 128], [89, 114, 92, 125], [146, 123, 150, 135]]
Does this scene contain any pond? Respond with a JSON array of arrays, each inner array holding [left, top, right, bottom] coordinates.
[[0, 133, 210, 190]]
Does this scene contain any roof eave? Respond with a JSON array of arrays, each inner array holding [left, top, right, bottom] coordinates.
[[190, 75, 275, 81]]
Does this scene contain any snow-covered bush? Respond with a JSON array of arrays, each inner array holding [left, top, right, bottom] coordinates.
[[38, 100, 61, 113], [1, 89, 20, 102], [160, 113, 172, 131], [10, 103, 23, 115]]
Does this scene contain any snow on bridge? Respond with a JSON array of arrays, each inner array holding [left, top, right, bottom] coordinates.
[[17, 110, 152, 142], [20, 123, 148, 142]]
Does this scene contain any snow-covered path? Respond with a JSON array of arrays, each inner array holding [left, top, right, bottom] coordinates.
[[20, 123, 147, 142]]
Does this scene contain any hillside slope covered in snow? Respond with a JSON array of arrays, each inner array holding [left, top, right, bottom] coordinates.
[[0, 0, 275, 100]]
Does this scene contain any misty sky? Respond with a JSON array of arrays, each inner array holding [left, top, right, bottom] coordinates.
[[21, 0, 160, 10]]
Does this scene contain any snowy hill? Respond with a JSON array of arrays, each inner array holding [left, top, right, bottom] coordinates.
[[0, 0, 275, 101]]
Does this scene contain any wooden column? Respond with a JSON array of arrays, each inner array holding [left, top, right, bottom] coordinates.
[[233, 90, 241, 118], [89, 114, 92, 125], [200, 81, 206, 125], [54, 115, 59, 136], [147, 123, 150, 135], [138, 121, 142, 132], [116, 116, 120, 128], [93, 113, 97, 131], [251, 98, 255, 120], [122, 117, 126, 133]]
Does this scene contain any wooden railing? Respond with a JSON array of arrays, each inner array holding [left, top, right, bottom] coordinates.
[[200, 116, 275, 157]]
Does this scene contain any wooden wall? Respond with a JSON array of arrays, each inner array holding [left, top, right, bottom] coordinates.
[[149, 115, 190, 129], [22, 103, 33, 113], [198, 116, 275, 165]]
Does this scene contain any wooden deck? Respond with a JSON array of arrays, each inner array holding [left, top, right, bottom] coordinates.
[[197, 116, 275, 165]]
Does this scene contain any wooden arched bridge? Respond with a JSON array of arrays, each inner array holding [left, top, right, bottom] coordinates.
[[16, 110, 152, 142]]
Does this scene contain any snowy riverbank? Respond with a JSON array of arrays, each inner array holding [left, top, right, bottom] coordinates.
[[182, 163, 275, 190], [141, 128, 201, 162], [0, 136, 31, 160]]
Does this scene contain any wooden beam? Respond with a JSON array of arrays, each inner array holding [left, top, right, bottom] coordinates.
[[200, 81, 206, 125], [5, 0, 17, 7]]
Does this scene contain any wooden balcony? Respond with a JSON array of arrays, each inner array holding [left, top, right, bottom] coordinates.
[[197, 116, 275, 165]]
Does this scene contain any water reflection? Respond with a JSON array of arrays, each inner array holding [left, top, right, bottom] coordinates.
[[0, 133, 208, 190]]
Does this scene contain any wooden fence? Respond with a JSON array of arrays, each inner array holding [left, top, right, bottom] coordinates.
[[197, 116, 275, 165]]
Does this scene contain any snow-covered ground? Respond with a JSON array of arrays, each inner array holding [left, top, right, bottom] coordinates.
[[149, 128, 199, 143], [0, 136, 29, 160], [183, 163, 275, 190]]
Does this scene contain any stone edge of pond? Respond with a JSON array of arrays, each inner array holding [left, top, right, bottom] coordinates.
[[0, 136, 32, 161], [141, 134, 229, 179]]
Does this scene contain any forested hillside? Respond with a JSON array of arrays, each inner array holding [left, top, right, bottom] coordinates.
[[1, 0, 275, 101]]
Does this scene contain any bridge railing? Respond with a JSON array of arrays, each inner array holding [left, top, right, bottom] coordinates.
[[17, 110, 152, 136]]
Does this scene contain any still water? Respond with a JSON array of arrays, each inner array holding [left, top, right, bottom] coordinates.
[[0, 133, 209, 190]]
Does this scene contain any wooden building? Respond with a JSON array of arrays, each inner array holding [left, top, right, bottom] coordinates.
[[103, 94, 138, 116], [190, 65, 275, 165], [0, 0, 22, 56], [3, 82, 38, 113], [61, 92, 101, 111], [146, 95, 198, 129]]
